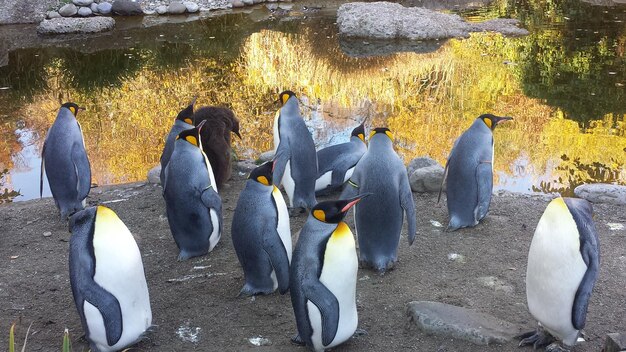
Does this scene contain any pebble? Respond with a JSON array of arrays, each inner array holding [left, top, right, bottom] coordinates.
[[97, 2, 113, 14], [43, 232, 52, 237], [184, 1, 199, 12], [90, 3, 99, 13], [77, 7, 93, 16], [248, 336, 271, 346], [47, 11, 62, 19], [59, 3, 78, 17], [156, 5, 168, 14], [167, 1, 187, 14], [72, 0, 93, 6]]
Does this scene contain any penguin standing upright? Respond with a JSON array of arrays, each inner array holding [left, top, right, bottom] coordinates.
[[163, 120, 222, 260], [290, 195, 368, 352], [231, 161, 291, 296], [69, 206, 152, 352], [440, 114, 512, 231], [315, 122, 367, 195], [193, 106, 242, 189], [519, 197, 599, 351], [272, 90, 317, 212], [341, 127, 416, 273], [40, 102, 91, 219], [159, 97, 196, 186]]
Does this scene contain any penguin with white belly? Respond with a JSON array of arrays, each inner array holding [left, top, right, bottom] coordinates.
[[519, 197, 599, 351], [69, 206, 152, 352], [40, 102, 91, 219], [272, 90, 317, 213], [315, 122, 367, 195], [163, 120, 223, 260], [341, 127, 416, 273], [231, 161, 291, 296], [439, 113, 512, 231], [159, 97, 196, 186], [290, 194, 369, 352]]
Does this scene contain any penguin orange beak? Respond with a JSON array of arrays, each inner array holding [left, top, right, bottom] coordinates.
[[234, 130, 242, 139], [496, 116, 513, 124], [340, 193, 372, 213]]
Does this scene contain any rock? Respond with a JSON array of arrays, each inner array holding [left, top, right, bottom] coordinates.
[[167, 1, 187, 14], [410, 165, 444, 193], [339, 37, 444, 58], [476, 276, 514, 294], [37, 17, 115, 34], [47, 11, 62, 19], [604, 333, 626, 352], [231, 0, 245, 7], [574, 184, 626, 205], [407, 301, 520, 345], [143, 9, 155, 14], [0, 0, 54, 24], [257, 150, 274, 163], [90, 3, 98, 13], [111, 0, 143, 16], [337, 2, 528, 40], [97, 1, 112, 14], [242, 0, 254, 5], [407, 156, 439, 177], [58, 3, 78, 17], [77, 6, 93, 16], [43, 231, 52, 237], [156, 5, 167, 14], [184, 1, 199, 12], [248, 336, 271, 346], [147, 165, 161, 184], [72, 0, 93, 6], [235, 161, 257, 173]]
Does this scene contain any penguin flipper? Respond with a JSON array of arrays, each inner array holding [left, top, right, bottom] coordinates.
[[40, 141, 46, 198], [474, 162, 493, 222], [82, 285, 124, 346], [303, 280, 339, 346], [399, 172, 416, 245], [272, 138, 291, 186], [262, 222, 290, 294], [72, 143, 91, 202], [201, 185, 223, 234]]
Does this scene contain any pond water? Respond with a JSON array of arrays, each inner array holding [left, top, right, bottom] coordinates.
[[0, 0, 625, 202]]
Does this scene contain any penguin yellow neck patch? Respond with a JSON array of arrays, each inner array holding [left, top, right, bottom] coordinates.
[[256, 176, 270, 186], [185, 135, 198, 146], [483, 118, 493, 129], [330, 222, 352, 241], [96, 206, 117, 221], [313, 210, 326, 222]]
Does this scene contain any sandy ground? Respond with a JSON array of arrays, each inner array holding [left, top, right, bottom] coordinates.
[[1, 173, 625, 351]]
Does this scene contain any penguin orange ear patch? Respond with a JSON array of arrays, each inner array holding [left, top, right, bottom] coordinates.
[[69, 106, 76, 115], [184, 118, 193, 124], [369, 130, 376, 138], [358, 133, 365, 142], [483, 118, 493, 129], [257, 176, 270, 186], [282, 94, 290, 105], [313, 210, 326, 222], [385, 130, 394, 140], [185, 135, 198, 146]]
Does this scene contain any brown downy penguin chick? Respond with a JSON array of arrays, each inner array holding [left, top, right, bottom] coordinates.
[[193, 106, 241, 189]]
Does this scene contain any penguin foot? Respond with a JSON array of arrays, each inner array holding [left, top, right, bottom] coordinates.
[[288, 207, 307, 217], [545, 343, 569, 352], [290, 333, 305, 346], [237, 285, 274, 297], [516, 328, 555, 349]]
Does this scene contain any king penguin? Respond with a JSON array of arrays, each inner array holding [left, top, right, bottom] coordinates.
[[341, 127, 416, 273], [159, 97, 196, 186], [315, 122, 367, 195], [231, 161, 291, 296], [519, 197, 599, 351], [69, 206, 152, 352], [290, 194, 369, 352], [163, 120, 223, 260], [272, 90, 317, 212], [440, 113, 512, 231], [40, 102, 91, 219], [193, 106, 242, 190]]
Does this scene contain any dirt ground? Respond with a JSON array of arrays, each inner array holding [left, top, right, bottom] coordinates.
[[1, 173, 625, 352]]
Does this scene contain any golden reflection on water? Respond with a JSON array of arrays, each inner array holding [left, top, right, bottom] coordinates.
[[2, 29, 625, 196]]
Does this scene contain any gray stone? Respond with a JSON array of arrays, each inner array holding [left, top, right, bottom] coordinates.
[[37, 17, 115, 34], [167, 1, 187, 14], [72, 0, 93, 6], [59, 3, 78, 17], [143, 9, 155, 14], [111, 0, 143, 16], [0, 0, 54, 24], [257, 150, 274, 163], [156, 5, 167, 14], [231, 0, 244, 7], [410, 165, 444, 193], [604, 333, 626, 352], [47, 10, 62, 19], [147, 165, 161, 184], [407, 156, 439, 176], [574, 184, 626, 205], [242, 0, 254, 5], [184, 1, 199, 12], [477, 276, 514, 294], [407, 301, 519, 345], [97, 1, 112, 14], [77, 6, 93, 16], [90, 3, 98, 13], [337, 2, 528, 40]]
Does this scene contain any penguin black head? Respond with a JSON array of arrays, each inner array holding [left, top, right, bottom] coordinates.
[[176, 119, 206, 148], [249, 162, 273, 186], [351, 123, 366, 142], [479, 114, 513, 131], [276, 90, 297, 106], [61, 102, 83, 116], [312, 194, 371, 224], [369, 127, 393, 141], [176, 97, 197, 125]]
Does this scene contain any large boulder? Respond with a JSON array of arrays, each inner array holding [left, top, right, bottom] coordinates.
[[37, 17, 115, 34], [0, 0, 56, 24], [574, 183, 626, 205], [111, 0, 143, 15], [167, 2, 187, 14], [337, 2, 528, 40], [97, 2, 113, 14], [407, 156, 445, 193]]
